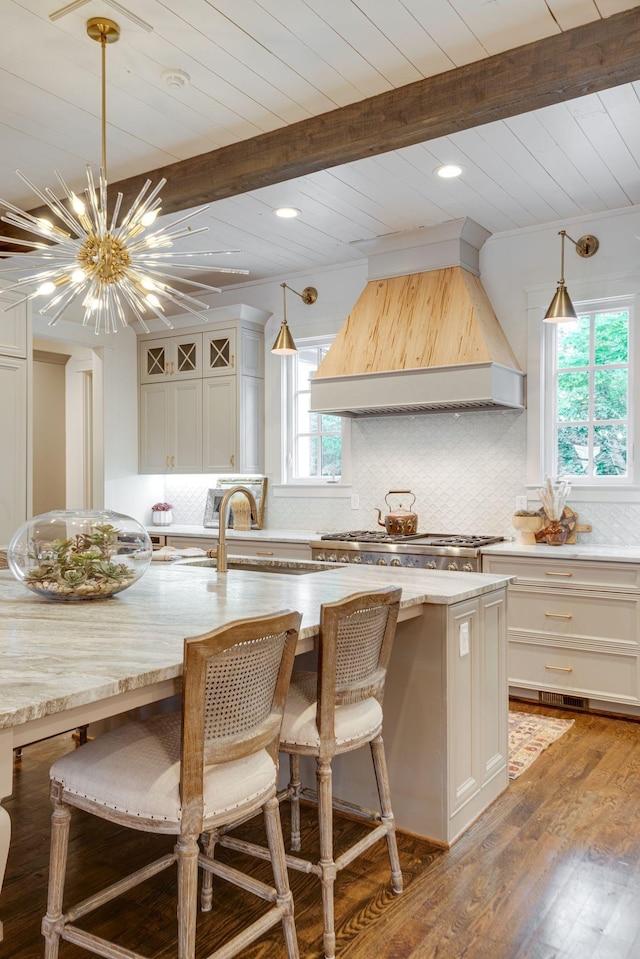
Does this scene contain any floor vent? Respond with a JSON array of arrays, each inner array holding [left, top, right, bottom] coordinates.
[[539, 691, 588, 710]]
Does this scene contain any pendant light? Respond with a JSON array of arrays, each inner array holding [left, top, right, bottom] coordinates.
[[271, 282, 318, 355], [544, 230, 599, 323], [0, 17, 247, 334]]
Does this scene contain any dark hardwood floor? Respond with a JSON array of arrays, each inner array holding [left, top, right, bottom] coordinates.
[[4, 702, 640, 959]]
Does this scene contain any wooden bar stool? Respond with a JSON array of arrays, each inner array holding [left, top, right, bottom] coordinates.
[[41, 609, 302, 959], [216, 588, 403, 959]]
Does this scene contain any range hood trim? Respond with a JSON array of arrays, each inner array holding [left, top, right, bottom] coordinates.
[[310, 361, 526, 417]]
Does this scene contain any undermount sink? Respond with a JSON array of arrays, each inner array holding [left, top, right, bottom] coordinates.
[[178, 557, 340, 575]]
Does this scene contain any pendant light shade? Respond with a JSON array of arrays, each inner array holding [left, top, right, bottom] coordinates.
[[544, 230, 599, 324], [544, 283, 578, 323], [271, 318, 297, 354], [271, 282, 318, 355]]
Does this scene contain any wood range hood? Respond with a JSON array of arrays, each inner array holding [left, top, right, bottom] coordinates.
[[310, 219, 525, 416]]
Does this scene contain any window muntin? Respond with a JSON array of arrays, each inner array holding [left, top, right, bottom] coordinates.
[[549, 305, 631, 482], [285, 340, 346, 483]]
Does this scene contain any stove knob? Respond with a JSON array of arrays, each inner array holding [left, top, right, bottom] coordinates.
[[339, 554, 350, 563], [447, 562, 459, 571], [351, 555, 362, 564], [366, 558, 374, 565], [426, 561, 437, 570], [390, 558, 402, 567], [462, 563, 474, 572], [328, 553, 337, 563], [405, 559, 415, 567], [376, 558, 388, 566], [315, 552, 326, 562]]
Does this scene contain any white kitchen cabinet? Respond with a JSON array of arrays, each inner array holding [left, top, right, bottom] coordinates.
[[162, 533, 311, 561], [139, 380, 202, 473], [0, 296, 28, 544], [202, 376, 236, 471], [482, 553, 640, 714], [0, 356, 28, 544], [139, 333, 202, 383], [138, 316, 264, 474]]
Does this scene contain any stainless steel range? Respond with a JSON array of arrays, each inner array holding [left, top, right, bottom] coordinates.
[[310, 530, 504, 572]]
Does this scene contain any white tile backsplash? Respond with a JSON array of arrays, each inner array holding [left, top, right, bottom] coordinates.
[[162, 411, 640, 545]]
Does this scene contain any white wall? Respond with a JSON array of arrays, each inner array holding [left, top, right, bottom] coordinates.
[[32, 204, 640, 544]]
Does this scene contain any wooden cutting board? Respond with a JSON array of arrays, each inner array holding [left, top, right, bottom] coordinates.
[[534, 506, 592, 544]]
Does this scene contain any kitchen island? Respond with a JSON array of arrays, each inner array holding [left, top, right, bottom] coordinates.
[[0, 560, 512, 941]]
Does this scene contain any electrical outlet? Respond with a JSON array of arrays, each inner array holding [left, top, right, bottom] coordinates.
[[515, 495, 528, 512], [351, 494, 360, 510], [459, 622, 470, 657]]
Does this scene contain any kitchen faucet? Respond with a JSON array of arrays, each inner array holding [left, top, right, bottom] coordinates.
[[215, 486, 258, 573]]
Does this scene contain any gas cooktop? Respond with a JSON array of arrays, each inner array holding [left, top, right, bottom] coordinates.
[[320, 530, 504, 548]]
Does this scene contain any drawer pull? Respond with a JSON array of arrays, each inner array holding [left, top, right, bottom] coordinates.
[[545, 570, 573, 577], [255, 550, 275, 556], [544, 611, 573, 619], [545, 664, 573, 673]]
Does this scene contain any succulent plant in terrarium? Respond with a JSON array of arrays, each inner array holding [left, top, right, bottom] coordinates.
[[24, 524, 136, 598]]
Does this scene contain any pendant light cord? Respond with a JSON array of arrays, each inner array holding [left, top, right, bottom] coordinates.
[[101, 31, 107, 178]]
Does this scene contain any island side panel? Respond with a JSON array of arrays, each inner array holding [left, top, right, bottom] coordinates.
[[0, 728, 13, 941], [325, 586, 509, 846]]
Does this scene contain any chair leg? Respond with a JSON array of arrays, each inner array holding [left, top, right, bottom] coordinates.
[[289, 753, 302, 852], [370, 735, 403, 894], [41, 788, 71, 959], [176, 833, 200, 959], [200, 830, 216, 912], [316, 757, 337, 959], [264, 795, 299, 959]]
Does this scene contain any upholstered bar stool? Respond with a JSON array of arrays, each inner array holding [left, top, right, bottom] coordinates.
[[41, 609, 302, 959], [217, 588, 403, 959]]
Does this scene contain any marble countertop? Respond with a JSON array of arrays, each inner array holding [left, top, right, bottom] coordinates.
[[147, 525, 320, 543], [0, 562, 512, 731], [481, 541, 640, 563]]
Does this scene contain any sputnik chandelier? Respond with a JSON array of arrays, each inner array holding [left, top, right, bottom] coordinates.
[[0, 17, 247, 334]]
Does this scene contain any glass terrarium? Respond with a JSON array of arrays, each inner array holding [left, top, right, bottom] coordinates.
[[8, 509, 153, 601]]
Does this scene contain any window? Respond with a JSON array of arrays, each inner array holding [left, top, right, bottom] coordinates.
[[285, 338, 348, 483], [545, 300, 633, 484]]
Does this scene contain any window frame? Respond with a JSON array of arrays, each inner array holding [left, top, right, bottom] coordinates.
[[282, 334, 351, 488], [543, 297, 634, 487]]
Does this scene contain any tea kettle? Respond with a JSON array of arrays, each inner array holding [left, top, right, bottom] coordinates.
[[375, 490, 418, 536]]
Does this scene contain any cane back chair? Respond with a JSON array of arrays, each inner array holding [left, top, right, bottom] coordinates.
[[42, 609, 302, 959], [215, 587, 403, 959]]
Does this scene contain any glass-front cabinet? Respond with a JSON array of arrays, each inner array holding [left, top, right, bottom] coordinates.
[[139, 333, 202, 383], [138, 315, 264, 474]]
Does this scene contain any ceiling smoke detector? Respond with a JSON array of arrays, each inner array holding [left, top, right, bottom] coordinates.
[[162, 68, 190, 90]]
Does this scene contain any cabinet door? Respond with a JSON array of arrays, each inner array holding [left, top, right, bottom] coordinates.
[[203, 377, 237, 471], [0, 357, 28, 542], [139, 334, 202, 383], [0, 297, 27, 358], [171, 379, 202, 472], [203, 329, 236, 377], [139, 383, 172, 473], [240, 375, 263, 473]]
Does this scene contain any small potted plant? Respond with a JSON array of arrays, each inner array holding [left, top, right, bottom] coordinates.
[[512, 509, 544, 545], [151, 502, 173, 526]]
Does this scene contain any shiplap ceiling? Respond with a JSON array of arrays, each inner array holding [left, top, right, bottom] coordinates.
[[3, 0, 640, 294]]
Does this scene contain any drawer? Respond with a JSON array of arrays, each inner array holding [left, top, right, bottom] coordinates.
[[228, 540, 311, 560], [508, 588, 640, 645], [166, 535, 217, 551], [483, 555, 640, 592], [509, 639, 639, 703]]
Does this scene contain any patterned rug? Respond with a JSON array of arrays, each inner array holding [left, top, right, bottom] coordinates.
[[508, 711, 575, 779]]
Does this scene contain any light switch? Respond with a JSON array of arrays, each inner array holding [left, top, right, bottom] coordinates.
[[459, 622, 470, 657]]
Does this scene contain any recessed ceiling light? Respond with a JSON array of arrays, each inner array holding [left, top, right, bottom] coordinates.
[[435, 164, 464, 179], [274, 207, 301, 218]]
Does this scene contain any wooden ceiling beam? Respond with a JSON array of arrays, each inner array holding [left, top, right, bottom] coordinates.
[[2, 6, 640, 250]]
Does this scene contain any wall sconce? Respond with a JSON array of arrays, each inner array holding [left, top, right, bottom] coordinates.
[[544, 230, 599, 323], [271, 282, 318, 354]]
